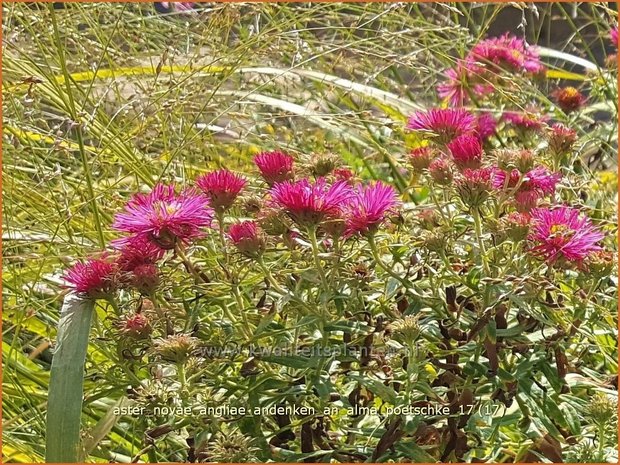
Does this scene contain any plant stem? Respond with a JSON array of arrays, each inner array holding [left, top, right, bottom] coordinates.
[[232, 282, 252, 340], [307, 226, 329, 292], [257, 257, 312, 311], [216, 211, 229, 265], [367, 235, 410, 289], [597, 422, 606, 461], [175, 243, 208, 284], [472, 207, 491, 275]]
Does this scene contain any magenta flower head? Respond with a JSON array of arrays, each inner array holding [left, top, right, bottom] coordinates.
[[611, 27, 618, 49], [196, 169, 247, 212], [114, 235, 166, 272], [269, 177, 353, 228], [228, 221, 266, 257], [475, 113, 497, 140], [254, 151, 295, 185], [407, 108, 477, 144], [524, 166, 561, 196], [502, 110, 549, 131], [64, 257, 119, 298], [528, 206, 604, 264], [447, 135, 483, 170], [437, 61, 472, 107], [113, 184, 214, 249], [344, 181, 400, 237], [469, 33, 544, 74]]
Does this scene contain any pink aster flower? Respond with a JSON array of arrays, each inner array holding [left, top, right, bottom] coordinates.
[[503, 109, 549, 131], [475, 113, 497, 140], [469, 33, 544, 75], [269, 178, 353, 228], [346, 182, 400, 235], [407, 108, 477, 144], [447, 135, 483, 170], [64, 257, 119, 298], [492, 168, 521, 190], [113, 235, 166, 272], [611, 27, 618, 49], [344, 182, 399, 237], [112, 184, 214, 249], [155, 2, 196, 13], [437, 61, 494, 107], [528, 206, 604, 263], [228, 221, 266, 257], [437, 61, 471, 107], [254, 151, 295, 185], [524, 166, 561, 196], [196, 169, 247, 212], [494, 166, 560, 211]]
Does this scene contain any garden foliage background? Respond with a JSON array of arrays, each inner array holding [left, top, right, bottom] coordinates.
[[2, 2, 619, 463]]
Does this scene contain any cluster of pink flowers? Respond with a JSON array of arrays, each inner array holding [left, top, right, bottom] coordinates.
[[406, 105, 606, 267], [438, 34, 545, 107], [269, 176, 399, 237], [64, 150, 400, 297]]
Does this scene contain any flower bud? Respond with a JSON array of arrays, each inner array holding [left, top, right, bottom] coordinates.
[[416, 208, 441, 230], [131, 264, 160, 295], [455, 168, 493, 208], [408, 147, 434, 173], [119, 313, 152, 339], [257, 207, 290, 236], [582, 250, 615, 276], [390, 315, 421, 345], [501, 212, 531, 242], [546, 123, 577, 159], [153, 334, 198, 363], [586, 392, 616, 425], [429, 158, 453, 185], [310, 153, 339, 177], [228, 221, 266, 257]]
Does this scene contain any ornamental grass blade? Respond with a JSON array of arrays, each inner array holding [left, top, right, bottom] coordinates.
[[45, 293, 94, 463]]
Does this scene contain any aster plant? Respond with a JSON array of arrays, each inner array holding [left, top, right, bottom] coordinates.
[[10, 8, 613, 464]]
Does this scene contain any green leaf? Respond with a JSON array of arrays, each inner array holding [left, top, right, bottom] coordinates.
[[46, 293, 94, 463]]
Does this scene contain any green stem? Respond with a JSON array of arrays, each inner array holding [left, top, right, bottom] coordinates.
[[257, 257, 312, 311], [175, 243, 208, 284], [216, 211, 229, 265], [472, 207, 491, 275], [177, 363, 186, 391], [307, 226, 329, 293], [597, 422, 606, 460], [232, 283, 252, 340], [367, 235, 410, 289]]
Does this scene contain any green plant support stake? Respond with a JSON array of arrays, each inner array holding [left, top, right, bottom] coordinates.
[[45, 293, 94, 463]]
